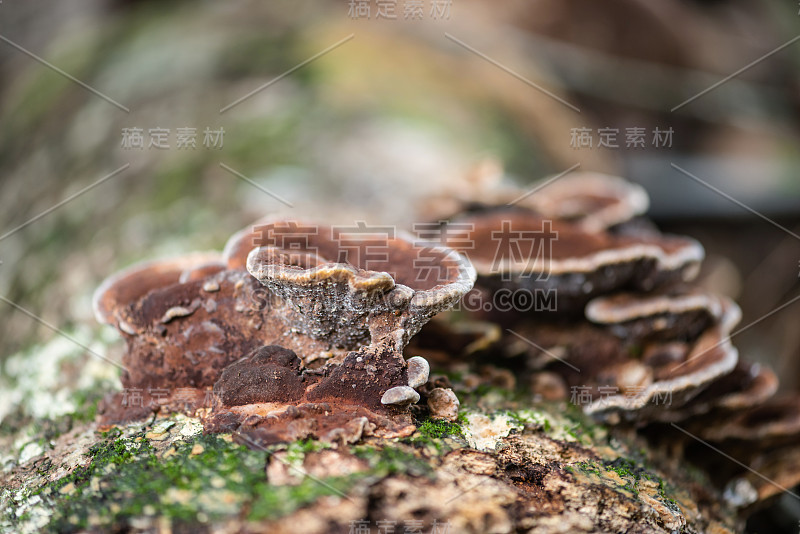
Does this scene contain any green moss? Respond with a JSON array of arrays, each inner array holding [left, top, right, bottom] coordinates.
[[454, 383, 528, 414], [560, 403, 608, 445], [352, 443, 433, 479], [399, 416, 467, 455], [246, 475, 356, 521], [258, 442, 432, 520], [17, 426, 448, 533], [504, 409, 552, 433], [574, 460, 602, 477], [26, 431, 367, 532], [283, 438, 330, 458], [571, 456, 681, 504], [597, 457, 681, 501], [35, 429, 145, 498], [500, 405, 607, 446], [416, 418, 465, 440], [605, 457, 637, 479]]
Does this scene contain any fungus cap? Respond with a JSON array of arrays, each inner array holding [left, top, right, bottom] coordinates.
[[92, 252, 224, 332], [245, 219, 476, 348], [585, 298, 741, 420], [516, 172, 649, 232], [586, 291, 725, 341]]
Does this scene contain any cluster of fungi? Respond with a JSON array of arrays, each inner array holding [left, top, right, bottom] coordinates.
[[94, 217, 475, 444], [95, 172, 798, 515]]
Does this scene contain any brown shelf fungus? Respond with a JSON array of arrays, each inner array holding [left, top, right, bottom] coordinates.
[[501, 292, 741, 424], [93, 252, 225, 336], [94, 218, 475, 445], [407, 170, 800, 514], [423, 169, 649, 233], [444, 210, 704, 316], [650, 361, 778, 424], [508, 172, 650, 233], [582, 294, 742, 422], [244, 219, 475, 350], [585, 290, 725, 341]]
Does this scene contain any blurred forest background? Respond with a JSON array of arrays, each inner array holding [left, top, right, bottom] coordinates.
[[0, 0, 799, 400]]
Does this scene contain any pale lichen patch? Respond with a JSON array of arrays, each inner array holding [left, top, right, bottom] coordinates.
[[462, 413, 517, 451]]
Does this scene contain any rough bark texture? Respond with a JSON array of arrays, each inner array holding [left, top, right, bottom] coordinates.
[[0, 335, 741, 533]]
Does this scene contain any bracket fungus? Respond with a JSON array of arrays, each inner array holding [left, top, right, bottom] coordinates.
[[585, 290, 724, 341], [93, 252, 225, 337], [583, 292, 741, 421], [649, 360, 778, 424], [424, 170, 650, 233], [443, 209, 704, 315], [500, 290, 741, 423], [677, 394, 800, 512], [697, 395, 800, 444], [515, 172, 650, 232], [243, 220, 475, 350], [90, 169, 800, 517], [415, 170, 763, 425], [406, 169, 799, 513], [94, 218, 475, 444]]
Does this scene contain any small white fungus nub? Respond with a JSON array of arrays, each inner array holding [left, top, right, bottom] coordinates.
[[381, 386, 420, 406], [406, 356, 430, 389]]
